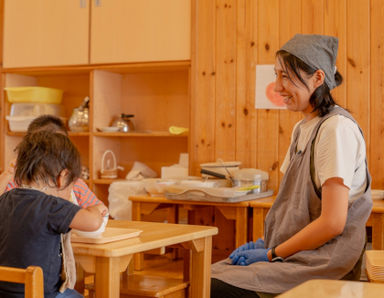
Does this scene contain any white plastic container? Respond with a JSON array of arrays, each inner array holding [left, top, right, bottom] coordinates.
[[6, 116, 38, 132], [233, 168, 269, 193], [10, 103, 64, 117], [6, 103, 65, 132]]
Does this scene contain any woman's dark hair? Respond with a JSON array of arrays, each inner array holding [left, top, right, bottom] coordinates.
[[276, 50, 343, 117], [27, 115, 68, 135], [14, 131, 81, 189]]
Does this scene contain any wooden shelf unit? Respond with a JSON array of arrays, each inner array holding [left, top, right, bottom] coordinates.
[[1, 61, 191, 204], [3, 0, 191, 68]]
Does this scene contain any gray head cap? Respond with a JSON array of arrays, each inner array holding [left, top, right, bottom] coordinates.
[[280, 34, 339, 89]]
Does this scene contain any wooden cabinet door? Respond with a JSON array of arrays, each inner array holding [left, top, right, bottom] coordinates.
[[90, 0, 190, 64], [3, 0, 89, 68]]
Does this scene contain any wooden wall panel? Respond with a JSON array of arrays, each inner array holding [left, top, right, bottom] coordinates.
[[215, 0, 237, 161], [370, 0, 384, 186], [346, 1, 370, 142], [190, 0, 216, 174], [277, 0, 302, 183], [235, 0, 257, 168], [256, 0, 280, 191], [0, 0, 3, 64], [324, 0, 347, 107], [301, 0, 324, 34], [191, 0, 384, 189]]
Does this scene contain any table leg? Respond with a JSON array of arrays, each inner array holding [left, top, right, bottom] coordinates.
[[183, 236, 212, 298], [371, 213, 384, 250], [74, 263, 85, 294], [132, 201, 162, 271], [76, 254, 132, 298], [252, 208, 264, 241], [94, 257, 121, 298], [235, 208, 247, 247], [216, 206, 247, 247]]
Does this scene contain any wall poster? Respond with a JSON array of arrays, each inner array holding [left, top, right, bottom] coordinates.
[[255, 64, 286, 110]]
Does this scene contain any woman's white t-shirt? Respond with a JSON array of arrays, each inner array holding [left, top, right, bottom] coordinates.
[[280, 113, 367, 202]]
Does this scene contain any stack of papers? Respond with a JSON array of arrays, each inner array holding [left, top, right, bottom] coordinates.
[[371, 189, 384, 200], [365, 250, 384, 282]]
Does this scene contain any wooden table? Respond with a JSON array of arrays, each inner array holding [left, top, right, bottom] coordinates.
[[277, 279, 384, 297], [72, 220, 218, 298], [130, 195, 251, 248], [130, 195, 253, 268], [250, 197, 384, 250]]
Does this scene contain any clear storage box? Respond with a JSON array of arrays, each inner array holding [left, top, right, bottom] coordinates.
[[6, 103, 65, 132], [5, 86, 63, 104]]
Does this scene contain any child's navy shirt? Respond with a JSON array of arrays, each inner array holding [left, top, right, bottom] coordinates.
[[0, 188, 81, 298]]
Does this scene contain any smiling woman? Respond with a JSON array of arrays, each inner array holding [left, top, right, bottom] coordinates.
[[210, 34, 372, 298]]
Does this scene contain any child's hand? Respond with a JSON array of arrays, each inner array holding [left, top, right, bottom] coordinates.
[[7, 159, 16, 174], [96, 203, 109, 217], [0, 159, 17, 192], [3, 159, 16, 176]]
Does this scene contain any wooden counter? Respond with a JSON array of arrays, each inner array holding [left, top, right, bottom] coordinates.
[[277, 279, 384, 297], [250, 197, 384, 250]]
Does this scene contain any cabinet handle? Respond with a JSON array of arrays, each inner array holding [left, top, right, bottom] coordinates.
[[94, 0, 101, 7], [80, 0, 86, 8]]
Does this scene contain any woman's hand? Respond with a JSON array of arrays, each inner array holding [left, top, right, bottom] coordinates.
[[229, 238, 265, 259], [231, 248, 270, 265]]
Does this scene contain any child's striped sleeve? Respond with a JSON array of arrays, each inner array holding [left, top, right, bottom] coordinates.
[[72, 179, 103, 208]]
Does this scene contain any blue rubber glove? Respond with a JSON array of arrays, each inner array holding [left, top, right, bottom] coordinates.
[[231, 248, 270, 266], [229, 238, 265, 259]]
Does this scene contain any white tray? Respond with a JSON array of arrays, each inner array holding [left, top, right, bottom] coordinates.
[[165, 189, 274, 203], [71, 227, 142, 244]]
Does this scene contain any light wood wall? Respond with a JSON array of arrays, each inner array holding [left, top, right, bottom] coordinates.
[[190, 0, 384, 191]]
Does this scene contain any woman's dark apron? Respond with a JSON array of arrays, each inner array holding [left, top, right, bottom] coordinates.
[[211, 107, 372, 294]]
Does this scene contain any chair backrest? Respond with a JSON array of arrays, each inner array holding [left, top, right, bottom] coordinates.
[[0, 265, 44, 298]]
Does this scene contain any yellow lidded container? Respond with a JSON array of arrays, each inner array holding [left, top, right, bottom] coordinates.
[[5, 86, 63, 104]]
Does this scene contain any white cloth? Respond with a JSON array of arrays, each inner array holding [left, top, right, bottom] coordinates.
[[108, 180, 147, 220], [281, 113, 366, 202], [69, 190, 79, 206], [125, 161, 157, 180]]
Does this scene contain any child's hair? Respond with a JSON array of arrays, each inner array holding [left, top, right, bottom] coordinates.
[[27, 115, 68, 135], [14, 131, 81, 189]]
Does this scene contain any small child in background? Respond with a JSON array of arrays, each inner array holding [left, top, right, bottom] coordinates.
[[0, 131, 105, 298], [0, 115, 107, 211]]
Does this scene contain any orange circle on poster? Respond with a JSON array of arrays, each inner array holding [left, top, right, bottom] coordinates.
[[265, 82, 285, 107]]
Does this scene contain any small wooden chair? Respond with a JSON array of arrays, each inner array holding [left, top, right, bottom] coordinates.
[[0, 265, 44, 298]]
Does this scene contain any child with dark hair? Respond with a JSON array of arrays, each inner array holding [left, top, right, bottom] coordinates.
[[25, 114, 67, 134], [0, 115, 106, 211], [0, 131, 105, 298]]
